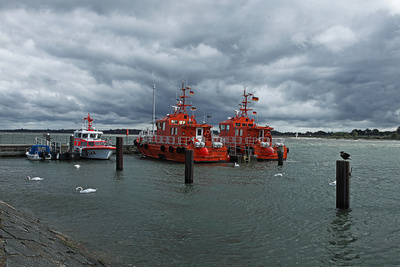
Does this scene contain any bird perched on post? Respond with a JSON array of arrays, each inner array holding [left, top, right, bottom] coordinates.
[[340, 151, 351, 160]]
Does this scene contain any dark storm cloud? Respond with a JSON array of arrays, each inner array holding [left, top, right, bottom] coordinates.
[[1, 1, 400, 132]]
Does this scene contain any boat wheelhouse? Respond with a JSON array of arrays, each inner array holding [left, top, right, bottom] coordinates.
[[136, 82, 228, 163], [219, 88, 288, 161], [73, 113, 116, 160]]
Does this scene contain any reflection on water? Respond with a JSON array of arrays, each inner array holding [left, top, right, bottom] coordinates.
[[327, 210, 360, 264], [1, 137, 400, 266]]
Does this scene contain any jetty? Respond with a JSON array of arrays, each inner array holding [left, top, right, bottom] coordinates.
[[0, 201, 104, 266], [0, 144, 139, 157]]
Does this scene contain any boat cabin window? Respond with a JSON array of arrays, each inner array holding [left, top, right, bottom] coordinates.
[[162, 123, 165, 130], [245, 118, 248, 122], [89, 142, 94, 146], [226, 125, 230, 131], [184, 115, 187, 119], [179, 120, 186, 125], [81, 141, 87, 146], [171, 120, 178, 124], [75, 133, 81, 138], [235, 129, 243, 136], [242, 123, 246, 126], [235, 123, 240, 127], [83, 134, 88, 138], [98, 134, 102, 138], [197, 128, 202, 136], [220, 124, 225, 131], [249, 124, 253, 127]]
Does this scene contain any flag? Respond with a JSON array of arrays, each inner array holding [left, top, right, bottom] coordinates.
[[252, 96, 259, 101], [190, 90, 194, 95], [253, 111, 257, 115], [191, 106, 197, 111]]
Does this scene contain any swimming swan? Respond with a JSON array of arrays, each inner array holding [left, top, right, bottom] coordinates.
[[75, 187, 97, 193], [74, 164, 81, 169], [26, 176, 43, 181], [329, 181, 336, 186], [274, 173, 283, 177], [234, 162, 240, 167]]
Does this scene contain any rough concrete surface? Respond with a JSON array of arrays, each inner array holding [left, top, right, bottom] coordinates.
[[0, 201, 105, 266]]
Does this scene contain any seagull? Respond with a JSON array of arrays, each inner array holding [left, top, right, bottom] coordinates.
[[340, 151, 351, 160], [274, 173, 283, 177], [234, 162, 240, 167], [75, 187, 97, 194], [26, 176, 43, 181], [74, 164, 81, 169]]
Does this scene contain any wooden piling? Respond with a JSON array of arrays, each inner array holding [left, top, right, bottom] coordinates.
[[336, 160, 350, 209], [185, 149, 194, 184], [277, 145, 284, 166], [69, 135, 74, 152], [116, 137, 123, 170]]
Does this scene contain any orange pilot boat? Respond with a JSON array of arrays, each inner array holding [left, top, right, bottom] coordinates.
[[135, 82, 228, 163], [219, 88, 288, 161]]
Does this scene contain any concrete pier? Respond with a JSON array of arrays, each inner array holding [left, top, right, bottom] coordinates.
[[0, 144, 140, 157], [0, 201, 104, 266]]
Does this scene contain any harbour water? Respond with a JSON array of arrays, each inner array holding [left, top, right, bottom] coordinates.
[[1, 137, 400, 266]]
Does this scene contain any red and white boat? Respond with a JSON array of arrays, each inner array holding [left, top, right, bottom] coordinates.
[[219, 88, 288, 161], [135, 82, 229, 163], [73, 113, 116, 160]]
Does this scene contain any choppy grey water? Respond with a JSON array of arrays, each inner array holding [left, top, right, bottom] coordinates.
[[1, 136, 400, 266]]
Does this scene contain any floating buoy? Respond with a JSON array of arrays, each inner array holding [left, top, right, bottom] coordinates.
[[266, 147, 274, 155], [199, 147, 209, 156]]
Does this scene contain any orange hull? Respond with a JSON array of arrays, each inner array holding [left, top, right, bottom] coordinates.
[[137, 143, 228, 163], [229, 145, 288, 161]]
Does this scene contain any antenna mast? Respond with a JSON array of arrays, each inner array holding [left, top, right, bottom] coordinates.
[[152, 84, 156, 135]]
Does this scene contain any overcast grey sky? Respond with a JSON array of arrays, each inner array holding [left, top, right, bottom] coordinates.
[[1, 0, 400, 132]]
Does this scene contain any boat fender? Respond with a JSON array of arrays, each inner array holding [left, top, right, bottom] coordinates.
[[161, 145, 165, 152], [287, 147, 289, 153], [169, 146, 174, 153], [181, 147, 186, 154]]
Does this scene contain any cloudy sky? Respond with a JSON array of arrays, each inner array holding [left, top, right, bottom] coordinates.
[[1, 0, 400, 133]]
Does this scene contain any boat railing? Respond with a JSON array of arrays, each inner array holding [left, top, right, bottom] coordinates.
[[245, 137, 258, 145], [224, 136, 243, 145], [178, 137, 191, 146]]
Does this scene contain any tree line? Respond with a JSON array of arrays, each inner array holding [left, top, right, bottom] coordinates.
[[273, 127, 400, 140]]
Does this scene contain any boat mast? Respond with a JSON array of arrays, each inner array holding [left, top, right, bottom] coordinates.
[[152, 84, 156, 135]]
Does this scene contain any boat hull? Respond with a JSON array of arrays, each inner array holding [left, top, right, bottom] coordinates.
[[25, 152, 52, 160], [137, 143, 228, 163], [230, 145, 288, 161], [79, 147, 115, 160]]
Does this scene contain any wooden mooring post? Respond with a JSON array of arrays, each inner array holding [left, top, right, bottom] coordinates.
[[336, 160, 350, 209], [277, 145, 284, 166], [116, 137, 123, 170], [185, 149, 194, 184]]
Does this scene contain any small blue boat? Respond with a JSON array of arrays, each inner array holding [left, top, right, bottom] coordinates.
[[25, 145, 52, 160]]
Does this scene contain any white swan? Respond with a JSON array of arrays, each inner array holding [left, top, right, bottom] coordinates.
[[75, 187, 97, 194], [329, 181, 336, 186], [74, 164, 81, 169], [26, 176, 43, 181], [274, 173, 283, 177], [234, 162, 240, 167]]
